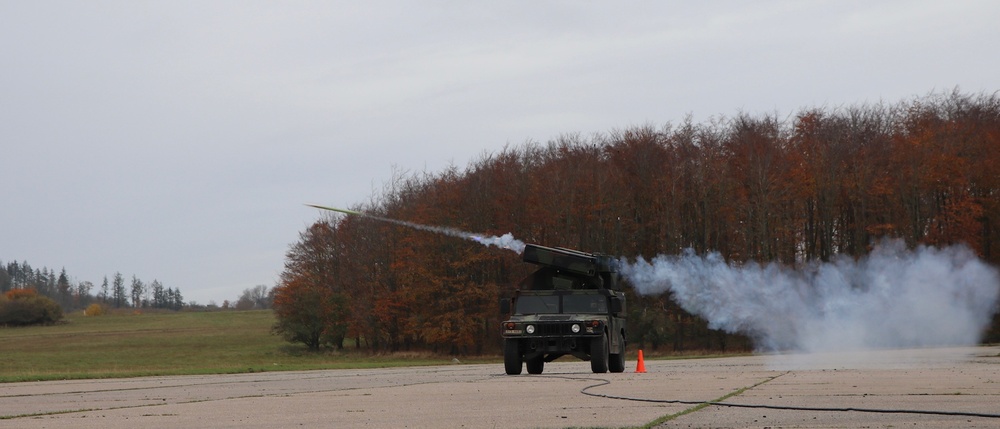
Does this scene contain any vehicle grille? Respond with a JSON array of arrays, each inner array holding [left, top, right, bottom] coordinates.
[[535, 323, 573, 336]]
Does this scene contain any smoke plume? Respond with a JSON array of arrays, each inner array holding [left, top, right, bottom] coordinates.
[[340, 210, 526, 254], [619, 239, 1000, 354], [470, 232, 527, 254]]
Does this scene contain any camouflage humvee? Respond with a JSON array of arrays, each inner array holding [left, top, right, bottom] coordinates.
[[500, 244, 627, 374]]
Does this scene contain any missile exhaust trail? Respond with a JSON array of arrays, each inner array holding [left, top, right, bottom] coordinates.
[[305, 204, 525, 254]]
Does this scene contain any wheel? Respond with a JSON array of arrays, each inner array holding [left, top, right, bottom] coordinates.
[[504, 339, 522, 375], [590, 334, 608, 373], [608, 333, 625, 373], [526, 355, 544, 374]]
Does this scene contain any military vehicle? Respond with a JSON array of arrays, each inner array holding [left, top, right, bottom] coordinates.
[[500, 244, 627, 374]]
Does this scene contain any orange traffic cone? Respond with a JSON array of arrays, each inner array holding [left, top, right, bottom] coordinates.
[[635, 349, 646, 373]]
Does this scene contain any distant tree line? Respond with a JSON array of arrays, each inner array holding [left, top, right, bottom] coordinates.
[[273, 89, 1000, 353], [212, 285, 275, 311], [233, 285, 274, 310], [1, 260, 187, 325]]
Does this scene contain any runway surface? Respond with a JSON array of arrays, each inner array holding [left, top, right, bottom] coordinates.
[[3, 346, 999, 428]]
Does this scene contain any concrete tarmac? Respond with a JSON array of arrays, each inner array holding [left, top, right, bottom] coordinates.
[[2, 346, 999, 428]]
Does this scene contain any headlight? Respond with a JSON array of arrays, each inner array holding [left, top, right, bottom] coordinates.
[[525, 325, 535, 334], [571, 324, 581, 333]]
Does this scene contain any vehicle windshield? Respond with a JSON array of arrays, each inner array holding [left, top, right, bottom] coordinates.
[[514, 294, 607, 314], [563, 294, 608, 313], [514, 295, 559, 314]]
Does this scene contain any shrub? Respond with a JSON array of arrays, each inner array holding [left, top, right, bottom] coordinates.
[[0, 288, 64, 326], [5, 288, 38, 300], [84, 303, 107, 316]]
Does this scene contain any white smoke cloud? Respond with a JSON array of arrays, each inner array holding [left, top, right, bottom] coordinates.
[[471, 232, 526, 254], [619, 239, 1000, 354]]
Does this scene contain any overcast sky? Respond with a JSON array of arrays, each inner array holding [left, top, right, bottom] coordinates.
[[2, 1, 998, 305]]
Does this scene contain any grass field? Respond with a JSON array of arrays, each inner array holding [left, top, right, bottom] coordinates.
[[0, 310, 482, 383]]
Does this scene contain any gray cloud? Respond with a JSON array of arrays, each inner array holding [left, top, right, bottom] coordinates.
[[2, 1, 998, 303]]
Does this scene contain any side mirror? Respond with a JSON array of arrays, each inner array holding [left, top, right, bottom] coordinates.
[[500, 298, 511, 314], [609, 296, 624, 315]]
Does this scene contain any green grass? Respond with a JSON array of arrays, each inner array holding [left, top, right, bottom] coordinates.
[[0, 310, 475, 382]]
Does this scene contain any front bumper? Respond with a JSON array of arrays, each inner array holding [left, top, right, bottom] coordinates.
[[502, 321, 604, 358]]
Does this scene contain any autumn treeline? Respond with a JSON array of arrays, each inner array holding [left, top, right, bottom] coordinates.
[[1, 260, 186, 313], [274, 90, 1000, 353]]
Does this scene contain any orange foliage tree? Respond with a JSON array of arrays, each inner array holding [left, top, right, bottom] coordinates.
[[275, 90, 1000, 352]]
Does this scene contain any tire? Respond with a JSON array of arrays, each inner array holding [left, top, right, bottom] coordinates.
[[608, 333, 625, 373], [590, 334, 608, 373], [504, 339, 522, 375], [526, 355, 544, 374]]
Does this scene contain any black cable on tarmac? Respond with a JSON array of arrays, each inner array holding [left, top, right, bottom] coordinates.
[[534, 375, 1000, 420]]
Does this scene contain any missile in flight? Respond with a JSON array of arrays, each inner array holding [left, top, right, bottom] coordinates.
[[305, 204, 364, 216], [305, 202, 527, 254]]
